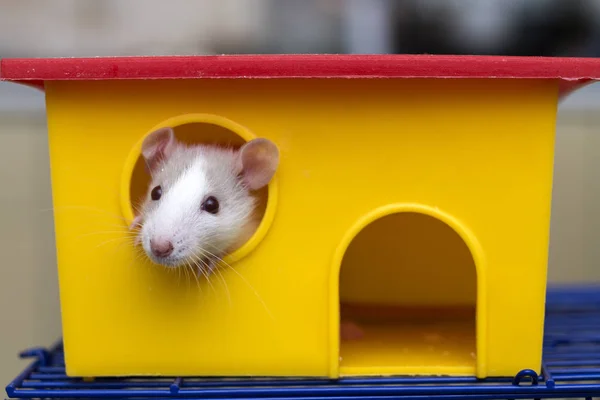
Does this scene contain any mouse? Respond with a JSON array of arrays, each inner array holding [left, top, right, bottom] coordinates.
[[129, 126, 363, 340], [129, 126, 279, 272]]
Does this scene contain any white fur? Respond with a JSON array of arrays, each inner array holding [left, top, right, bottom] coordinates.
[[151, 159, 207, 237], [135, 134, 279, 270], [140, 158, 211, 266], [138, 147, 259, 268]]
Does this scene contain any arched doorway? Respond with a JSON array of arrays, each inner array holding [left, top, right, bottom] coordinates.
[[329, 204, 486, 377]]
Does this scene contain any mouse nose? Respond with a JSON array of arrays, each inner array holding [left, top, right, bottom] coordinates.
[[150, 238, 174, 258]]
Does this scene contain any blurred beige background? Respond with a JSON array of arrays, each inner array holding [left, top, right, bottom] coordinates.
[[2, 0, 600, 386]]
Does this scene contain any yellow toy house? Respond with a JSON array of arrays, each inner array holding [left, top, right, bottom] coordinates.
[[2, 54, 599, 380]]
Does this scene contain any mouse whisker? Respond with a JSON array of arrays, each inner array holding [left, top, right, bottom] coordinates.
[[181, 263, 190, 287], [185, 259, 201, 290], [91, 236, 140, 262], [79, 233, 139, 253], [79, 230, 138, 238], [199, 245, 273, 320], [192, 264, 204, 292], [194, 266, 205, 295], [190, 254, 217, 295], [214, 267, 232, 308], [89, 221, 131, 230], [131, 201, 144, 214], [94, 236, 135, 249], [133, 246, 147, 263], [41, 205, 129, 224]]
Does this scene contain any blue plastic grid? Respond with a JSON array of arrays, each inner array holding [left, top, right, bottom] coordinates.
[[6, 285, 600, 400]]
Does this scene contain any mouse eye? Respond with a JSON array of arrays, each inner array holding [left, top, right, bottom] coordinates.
[[151, 185, 162, 201], [202, 196, 219, 214]]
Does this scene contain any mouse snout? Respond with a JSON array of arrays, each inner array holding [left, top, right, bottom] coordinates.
[[150, 238, 174, 258]]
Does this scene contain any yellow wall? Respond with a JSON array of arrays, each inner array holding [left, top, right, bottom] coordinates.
[[340, 210, 477, 307], [44, 77, 558, 378]]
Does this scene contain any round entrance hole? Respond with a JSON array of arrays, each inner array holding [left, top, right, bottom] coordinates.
[[337, 209, 477, 376], [120, 114, 278, 263]]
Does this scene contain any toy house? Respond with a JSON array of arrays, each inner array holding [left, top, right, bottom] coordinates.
[[2, 55, 600, 380]]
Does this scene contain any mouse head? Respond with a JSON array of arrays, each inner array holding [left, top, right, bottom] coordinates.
[[132, 127, 279, 269]]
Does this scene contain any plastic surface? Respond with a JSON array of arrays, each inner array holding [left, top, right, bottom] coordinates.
[[336, 206, 481, 377], [2, 54, 600, 97], [6, 285, 600, 400], [41, 76, 557, 379]]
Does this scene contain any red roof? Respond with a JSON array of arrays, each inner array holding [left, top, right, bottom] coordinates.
[[2, 54, 600, 96]]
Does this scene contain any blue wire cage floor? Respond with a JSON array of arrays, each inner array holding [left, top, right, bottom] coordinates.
[[6, 285, 600, 400]]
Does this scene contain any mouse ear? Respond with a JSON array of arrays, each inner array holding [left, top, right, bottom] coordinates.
[[238, 138, 279, 190], [141, 127, 176, 172]]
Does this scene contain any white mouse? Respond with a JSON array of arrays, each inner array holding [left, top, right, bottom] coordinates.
[[129, 127, 364, 340], [129, 126, 279, 271]]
